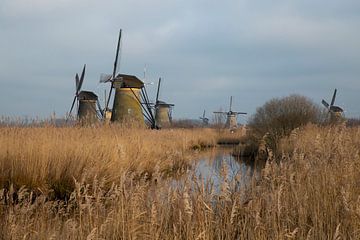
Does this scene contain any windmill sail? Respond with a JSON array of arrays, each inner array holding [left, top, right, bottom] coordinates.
[[100, 74, 113, 83], [104, 29, 123, 111], [331, 89, 337, 106], [322, 99, 330, 109], [69, 65, 86, 115], [234, 112, 247, 115]]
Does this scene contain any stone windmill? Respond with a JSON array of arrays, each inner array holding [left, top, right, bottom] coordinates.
[[100, 29, 156, 127], [322, 89, 344, 123], [199, 110, 209, 126], [68, 65, 103, 124], [214, 96, 246, 131], [154, 78, 174, 129]]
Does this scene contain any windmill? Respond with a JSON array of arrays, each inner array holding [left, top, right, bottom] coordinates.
[[100, 29, 156, 127], [199, 110, 209, 126], [322, 89, 344, 122], [213, 96, 247, 130], [154, 78, 174, 129], [68, 64, 102, 124]]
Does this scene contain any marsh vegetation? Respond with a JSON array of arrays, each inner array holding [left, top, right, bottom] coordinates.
[[0, 123, 360, 239]]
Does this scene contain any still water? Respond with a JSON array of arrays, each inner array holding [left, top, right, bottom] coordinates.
[[171, 148, 265, 192]]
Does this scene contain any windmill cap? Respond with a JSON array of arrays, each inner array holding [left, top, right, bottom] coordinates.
[[114, 74, 144, 88], [330, 105, 343, 112], [78, 91, 98, 101], [157, 100, 174, 106]]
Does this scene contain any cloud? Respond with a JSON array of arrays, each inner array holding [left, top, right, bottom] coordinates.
[[0, 0, 359, 118]]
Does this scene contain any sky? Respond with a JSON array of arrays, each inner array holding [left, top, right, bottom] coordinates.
[[1, 0, 360, 122]]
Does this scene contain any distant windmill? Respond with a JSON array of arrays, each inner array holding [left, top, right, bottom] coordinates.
[[100, 29, 155, 127], [213, 96, 247, 130], [154, 78, 174, 129], [322, 89, 344, 122], [199, 110, 209, 126], [68, 64, 102, 124]]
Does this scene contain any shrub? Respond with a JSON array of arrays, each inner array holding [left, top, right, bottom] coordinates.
[[248, 94, 324, 152]]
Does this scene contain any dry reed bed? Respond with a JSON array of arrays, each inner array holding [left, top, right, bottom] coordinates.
[[1, 125, 360, 239], [0, 126, 217, 197]]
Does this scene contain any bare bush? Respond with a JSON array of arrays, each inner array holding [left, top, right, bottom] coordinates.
[[248, 94, 324, 151]]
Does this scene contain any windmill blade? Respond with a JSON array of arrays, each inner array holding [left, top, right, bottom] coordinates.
[[112, 29, 122, 79], [105, 29, 122, 111], [203, 110, 206, 118], [234, 112, 247, 115], [331, 89, 337, 106], [229, 96, 233, 111], [100, 73, 113, 83], [69, 96, 77, 115], [104, 89, 107, 110], [213, 111, 226, 114], [75, 73, 80, 93], [77, 64, 86, 93], [156, 77, 161, 104], [96, 99, 104, 118], [322, 99, 330, 109]]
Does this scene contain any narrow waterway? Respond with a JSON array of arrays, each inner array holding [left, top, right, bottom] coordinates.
[[170, 148, 265, 192]]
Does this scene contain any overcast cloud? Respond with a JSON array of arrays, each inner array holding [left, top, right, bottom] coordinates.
[[1, 0, 360, 121]]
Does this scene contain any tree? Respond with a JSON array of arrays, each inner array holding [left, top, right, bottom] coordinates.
[[248, 94, 324, 151]]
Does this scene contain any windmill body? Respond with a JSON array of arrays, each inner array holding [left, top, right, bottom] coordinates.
[[225, 112, 238, 129], [155, 101, 173, 128], [77, 91, 98, 124], [213, 96, 246, 131], [110, 74, 145, 126], [154, 78, 174, 129]]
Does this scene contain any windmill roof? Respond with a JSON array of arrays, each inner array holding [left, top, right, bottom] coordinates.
[[156, 100, 174, 107], [330, 105, 343, 113], [78, 91, 98, 101], [114, 74, 144, 88]]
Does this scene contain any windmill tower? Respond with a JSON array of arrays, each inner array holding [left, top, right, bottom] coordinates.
[[111, 74, 146, 125], [154, 78, 174, 129], [100, 29, 155, 127], [213, 96, 246, 131], [322, 89, 344, 123], [68, 65, 102, 124], [199, 110, 209, 126]]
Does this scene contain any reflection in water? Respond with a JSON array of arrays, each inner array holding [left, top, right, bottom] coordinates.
[[171, 148, 265, 192]]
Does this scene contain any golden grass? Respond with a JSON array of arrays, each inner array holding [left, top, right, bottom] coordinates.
[[0, 126, 217, 198], [1, 125, 360, 239]]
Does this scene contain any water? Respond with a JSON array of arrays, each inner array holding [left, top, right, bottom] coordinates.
[[170, 148, 264, 192]]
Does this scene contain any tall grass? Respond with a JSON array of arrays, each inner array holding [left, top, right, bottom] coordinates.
[[1, 125, 360, 239], [0, 126, 217, 198]]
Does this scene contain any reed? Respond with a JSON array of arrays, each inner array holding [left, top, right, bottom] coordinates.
[[0, 124, 360, 239], [0, 125, 217, 198]]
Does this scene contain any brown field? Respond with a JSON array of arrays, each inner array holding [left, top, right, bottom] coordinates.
[[1, 125, 360, 239]]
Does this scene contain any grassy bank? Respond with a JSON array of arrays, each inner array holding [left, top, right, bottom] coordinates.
[[1, 125, 360, 239], [0, 126, 217, 198]]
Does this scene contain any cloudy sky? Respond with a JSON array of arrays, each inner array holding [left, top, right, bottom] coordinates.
[[1, 0, 360, 122]]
